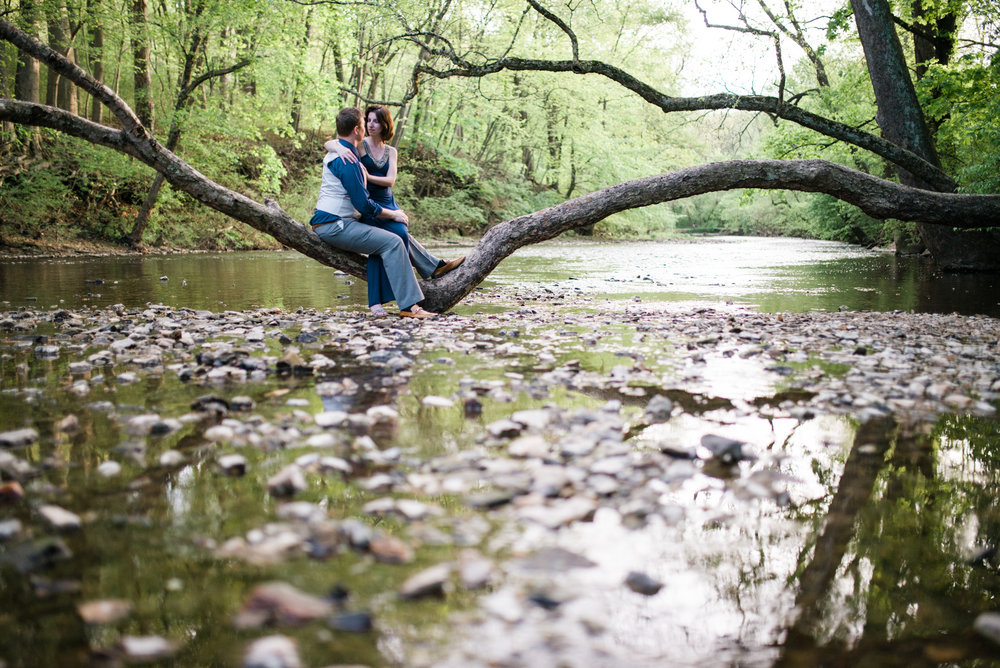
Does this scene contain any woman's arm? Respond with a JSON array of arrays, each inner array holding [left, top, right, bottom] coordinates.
[[364, 145, 398, 188], [323, 139, 359, 164]]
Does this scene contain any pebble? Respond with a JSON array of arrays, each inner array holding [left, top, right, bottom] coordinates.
[[38, 504, 81, 531], [77, 599, 132, 624], [624, 571, 663, 596], [243, 635, 302, 668], [0, 428, 38, 448], [120, 635, 177, 661], [234, 582, 334, 628], [267, 466, 307, 497], [398, 563, 451, 599]]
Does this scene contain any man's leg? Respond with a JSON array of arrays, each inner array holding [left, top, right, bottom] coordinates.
[[317, 220, 424, 310], [407, 237, 443, 279]]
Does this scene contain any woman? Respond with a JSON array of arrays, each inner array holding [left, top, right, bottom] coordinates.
[[325, 105, 463, 315]]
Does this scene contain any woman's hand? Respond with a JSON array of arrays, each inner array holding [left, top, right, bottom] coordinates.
[[324, 139, 358, 164]]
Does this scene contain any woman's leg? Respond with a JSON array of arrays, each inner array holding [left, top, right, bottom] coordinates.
[[369, 221, 410, 305], [317, 220, 423, 310], [366, 255, 393, 306]]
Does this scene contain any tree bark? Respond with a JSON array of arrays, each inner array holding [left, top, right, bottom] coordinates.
[[3, 18, 1000, 313], [86, 0, 104, 124], [851, 0, 1000, 270], [131, 0, 153, 131], [46, 2, 77, 113], [14, 0, 40, 104]]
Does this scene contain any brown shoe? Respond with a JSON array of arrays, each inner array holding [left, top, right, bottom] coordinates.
[[431, 256, 465, 278], [399, 305, 437, 319]]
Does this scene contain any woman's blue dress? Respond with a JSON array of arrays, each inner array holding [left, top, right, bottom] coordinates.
[[361, 142, 407, 307]]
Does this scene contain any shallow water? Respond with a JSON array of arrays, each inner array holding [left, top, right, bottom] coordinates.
[[2, 237, 998, 316], [0, 238, 999, 667]]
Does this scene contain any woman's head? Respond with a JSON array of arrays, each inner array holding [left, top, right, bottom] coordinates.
[[365, 105, 394, 142]]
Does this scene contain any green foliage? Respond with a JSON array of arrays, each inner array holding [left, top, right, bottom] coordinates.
[[918, 56, 1000, 194]]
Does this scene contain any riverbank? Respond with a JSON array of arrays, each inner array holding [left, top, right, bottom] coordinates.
[[1, 289, 999, 666]]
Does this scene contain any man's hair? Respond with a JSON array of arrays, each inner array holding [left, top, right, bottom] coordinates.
[[336, 107, 363, 137], [364, 105, 395, 142]]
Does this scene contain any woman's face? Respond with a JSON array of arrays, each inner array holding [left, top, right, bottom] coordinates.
[[366, 112, 382, 141]]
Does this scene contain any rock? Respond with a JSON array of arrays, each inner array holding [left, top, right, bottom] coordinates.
[[267, 465, 307, 498], [517, 497, 597, 529], [97, 460, 122, 477], [698, 434, 752, 463], [458, 550, 494, 590], [421, 395, 455, 407], [508, 435, 550, 459], [486, 418, 523, 439], [0, 428, 38, 448], [327, 611, 374, 633], [231, 396, 256, 411], [234, 582, 334, 629], [38, 504, 82, 531], [77, 599, 132, 624], [0, 481, 25, 501], [0, 518, 23, 540], [514, 547, 596, 572], [120, 635, 177, 661], [369, 534, 414, 564], [974, 612, 1000, 646], [243, 635, 302, 668], [399, 563, 451, 599], [55, 414, 81, 433], [645, 394, 674, 422], [159, 450, 184, 466], [219, 454, 248, 476], [624, 571, 663, 596]]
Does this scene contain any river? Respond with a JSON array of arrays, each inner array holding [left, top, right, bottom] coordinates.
[[0, 237, 998, 667]]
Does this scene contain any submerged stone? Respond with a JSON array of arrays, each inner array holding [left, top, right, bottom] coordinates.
[[243, 635, 302, 668]]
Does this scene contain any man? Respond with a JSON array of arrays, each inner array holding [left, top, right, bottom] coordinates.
[[310, 107, 436, 319]]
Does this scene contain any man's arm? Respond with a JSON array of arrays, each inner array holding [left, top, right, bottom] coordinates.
[[330, 159, 382, 220]]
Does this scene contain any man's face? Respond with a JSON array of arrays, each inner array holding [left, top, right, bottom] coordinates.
[[351, 122, 364, 146]]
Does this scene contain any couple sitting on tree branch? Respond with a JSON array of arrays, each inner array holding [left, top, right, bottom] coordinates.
[[310, 105, 464, 319]]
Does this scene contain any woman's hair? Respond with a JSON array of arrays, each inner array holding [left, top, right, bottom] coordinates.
[[365, 105, 394, 142]]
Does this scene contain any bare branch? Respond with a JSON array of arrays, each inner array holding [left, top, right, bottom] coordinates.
[[526, 0, 579, 61], [414, 53, 956, 191], [180, 58, 252, 104], [338, 86, 404, 107]]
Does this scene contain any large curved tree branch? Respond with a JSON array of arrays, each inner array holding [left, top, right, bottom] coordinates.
[[420, 159, 1000, 311], [411, 47, 956, 192]]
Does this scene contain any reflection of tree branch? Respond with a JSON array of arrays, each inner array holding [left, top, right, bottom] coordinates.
[[776, 417, 897, 666]]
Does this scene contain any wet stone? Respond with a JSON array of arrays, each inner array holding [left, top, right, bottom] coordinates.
[[77, 599, 132, 624], [218, 454, 248, 476], [243, 635, 302, 668], [119, 635, 177, 662], [267, 466, 307, 498], [234, 582, 334, 629], [327, 611, 374, 633], [624, 571, 663, 596], [975, 612, 1000, 646], [399, 563, 451, 599], [0, 428, 38, 448], [699, 434, 752, 463], [38, 504, 82, 532], [0, 518, 23, 540]]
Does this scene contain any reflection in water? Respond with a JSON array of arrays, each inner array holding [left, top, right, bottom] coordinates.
[[1, 239, 999, 666], [2, 238, 999, 316]]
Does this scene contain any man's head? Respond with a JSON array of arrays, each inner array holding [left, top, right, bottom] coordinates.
[[335, 107, 363, 142]]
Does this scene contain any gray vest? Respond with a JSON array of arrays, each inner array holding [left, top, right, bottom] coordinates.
[[315, 152, 362, 219]]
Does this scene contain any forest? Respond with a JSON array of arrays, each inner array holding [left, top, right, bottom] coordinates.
[[0, 0, 998, 262]]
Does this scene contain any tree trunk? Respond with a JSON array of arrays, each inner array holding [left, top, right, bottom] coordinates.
[[851, 0, 1000, 270], [46, 3, 76, 113], [131, 0, 153, 131], [86, 0, 104, 124], [290, 11, 312, 134], [14, 0, 40, 104]]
